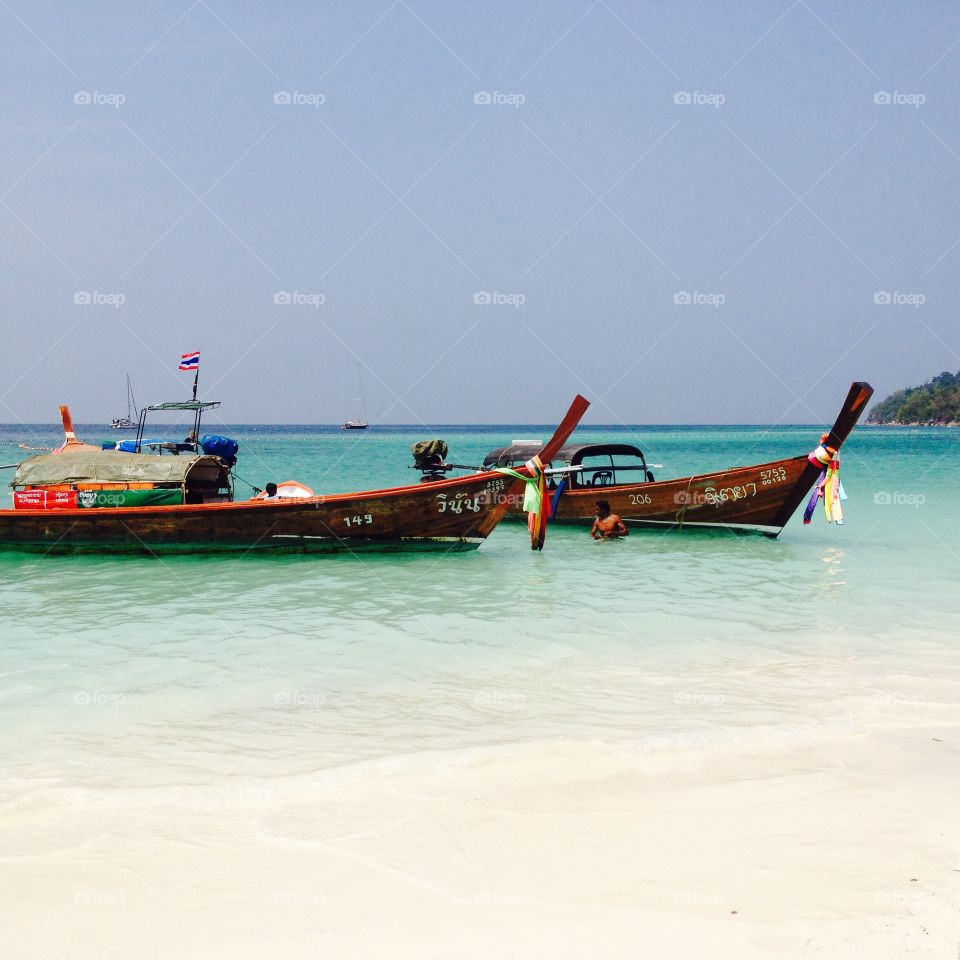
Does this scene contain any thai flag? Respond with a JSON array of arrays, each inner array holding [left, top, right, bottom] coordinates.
[[179, 351, 200, 371]]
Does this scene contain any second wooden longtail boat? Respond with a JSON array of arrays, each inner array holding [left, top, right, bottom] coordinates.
[[482, 382, 873, 538], [0, 395, 589, 555]]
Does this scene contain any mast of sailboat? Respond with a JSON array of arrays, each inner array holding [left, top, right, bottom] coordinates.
[[355, 362, 367, 423], [127, 374, 138, 420]]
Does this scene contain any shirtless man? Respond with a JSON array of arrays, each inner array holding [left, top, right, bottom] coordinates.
[[591, 500, 628, 540]]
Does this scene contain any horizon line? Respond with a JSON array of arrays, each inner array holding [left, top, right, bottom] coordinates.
[[0, 421, 883, 429]]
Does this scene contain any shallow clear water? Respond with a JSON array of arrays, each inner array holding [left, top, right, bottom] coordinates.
[[0, 422, 957, 797]]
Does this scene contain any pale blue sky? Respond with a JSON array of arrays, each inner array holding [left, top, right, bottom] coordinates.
[[1, 1, 958, 424]]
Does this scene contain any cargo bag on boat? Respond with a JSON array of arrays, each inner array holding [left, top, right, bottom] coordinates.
[[200, 434, 239, 465], [412, 439, 448, 469]]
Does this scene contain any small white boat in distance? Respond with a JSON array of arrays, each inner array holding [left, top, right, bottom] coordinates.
[[111, 374, 139, 430], [342, 362, 368, 430]]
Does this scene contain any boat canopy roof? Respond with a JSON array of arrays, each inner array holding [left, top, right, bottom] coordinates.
[[483, 442, 645, 468], [12, 451, 219, 487], [144, 400, 221, 412]]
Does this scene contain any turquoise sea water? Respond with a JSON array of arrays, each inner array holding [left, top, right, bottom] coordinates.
[[0, 422, 958, 796]]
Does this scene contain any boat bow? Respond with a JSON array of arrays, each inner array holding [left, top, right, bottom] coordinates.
[[768, 381, 873, 530]]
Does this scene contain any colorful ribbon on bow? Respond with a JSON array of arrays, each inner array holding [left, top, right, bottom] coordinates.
[[494, 456, 552, 550], [807, 432, 837, 469], [823, 455, 846, 524], [803, 451, 847, 525]]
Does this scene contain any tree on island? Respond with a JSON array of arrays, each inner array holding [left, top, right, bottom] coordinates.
[[867, 370, 960, 424]]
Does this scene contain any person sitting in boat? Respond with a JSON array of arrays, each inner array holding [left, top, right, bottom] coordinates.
[[592, 500, 628, 540], [252, 481, 314, 501]]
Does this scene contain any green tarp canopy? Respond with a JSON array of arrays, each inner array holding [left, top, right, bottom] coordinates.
[[11, 451, 203, 488]]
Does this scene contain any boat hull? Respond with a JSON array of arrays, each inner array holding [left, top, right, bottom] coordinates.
[[0, 471, 518, 556], [511, 453, 814, 537]]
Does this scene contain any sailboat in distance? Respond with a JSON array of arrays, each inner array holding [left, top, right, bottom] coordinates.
[[111, 374, 139, 430], [341, 362, 369, 430]]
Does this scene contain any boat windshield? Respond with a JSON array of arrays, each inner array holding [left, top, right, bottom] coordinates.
[[568, 448, 650, 488]]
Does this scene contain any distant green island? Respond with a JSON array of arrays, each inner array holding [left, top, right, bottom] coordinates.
[[867, 370, 960, 425]]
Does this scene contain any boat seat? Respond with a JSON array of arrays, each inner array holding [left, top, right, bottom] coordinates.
[[591, 471, 613, 486]]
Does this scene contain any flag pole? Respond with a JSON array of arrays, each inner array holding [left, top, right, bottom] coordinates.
[[191, 360, 201, 444]]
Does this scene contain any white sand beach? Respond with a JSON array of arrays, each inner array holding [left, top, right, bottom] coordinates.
[[6, 710, 959, 959]]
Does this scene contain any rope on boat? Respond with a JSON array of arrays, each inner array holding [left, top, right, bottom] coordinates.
[[671, 477, 697, 529], [230, 470, 263, 495]]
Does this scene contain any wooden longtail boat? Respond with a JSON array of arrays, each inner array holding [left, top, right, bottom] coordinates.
[[0, 396, 589, 555], [482, 382, 873, 538]]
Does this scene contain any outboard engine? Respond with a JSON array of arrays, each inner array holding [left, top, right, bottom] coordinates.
[[200, 434, 239, 466], [412, 439, 449, 482]]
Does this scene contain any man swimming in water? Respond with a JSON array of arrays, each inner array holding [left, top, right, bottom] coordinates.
[[591, 500, 628, 540]]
